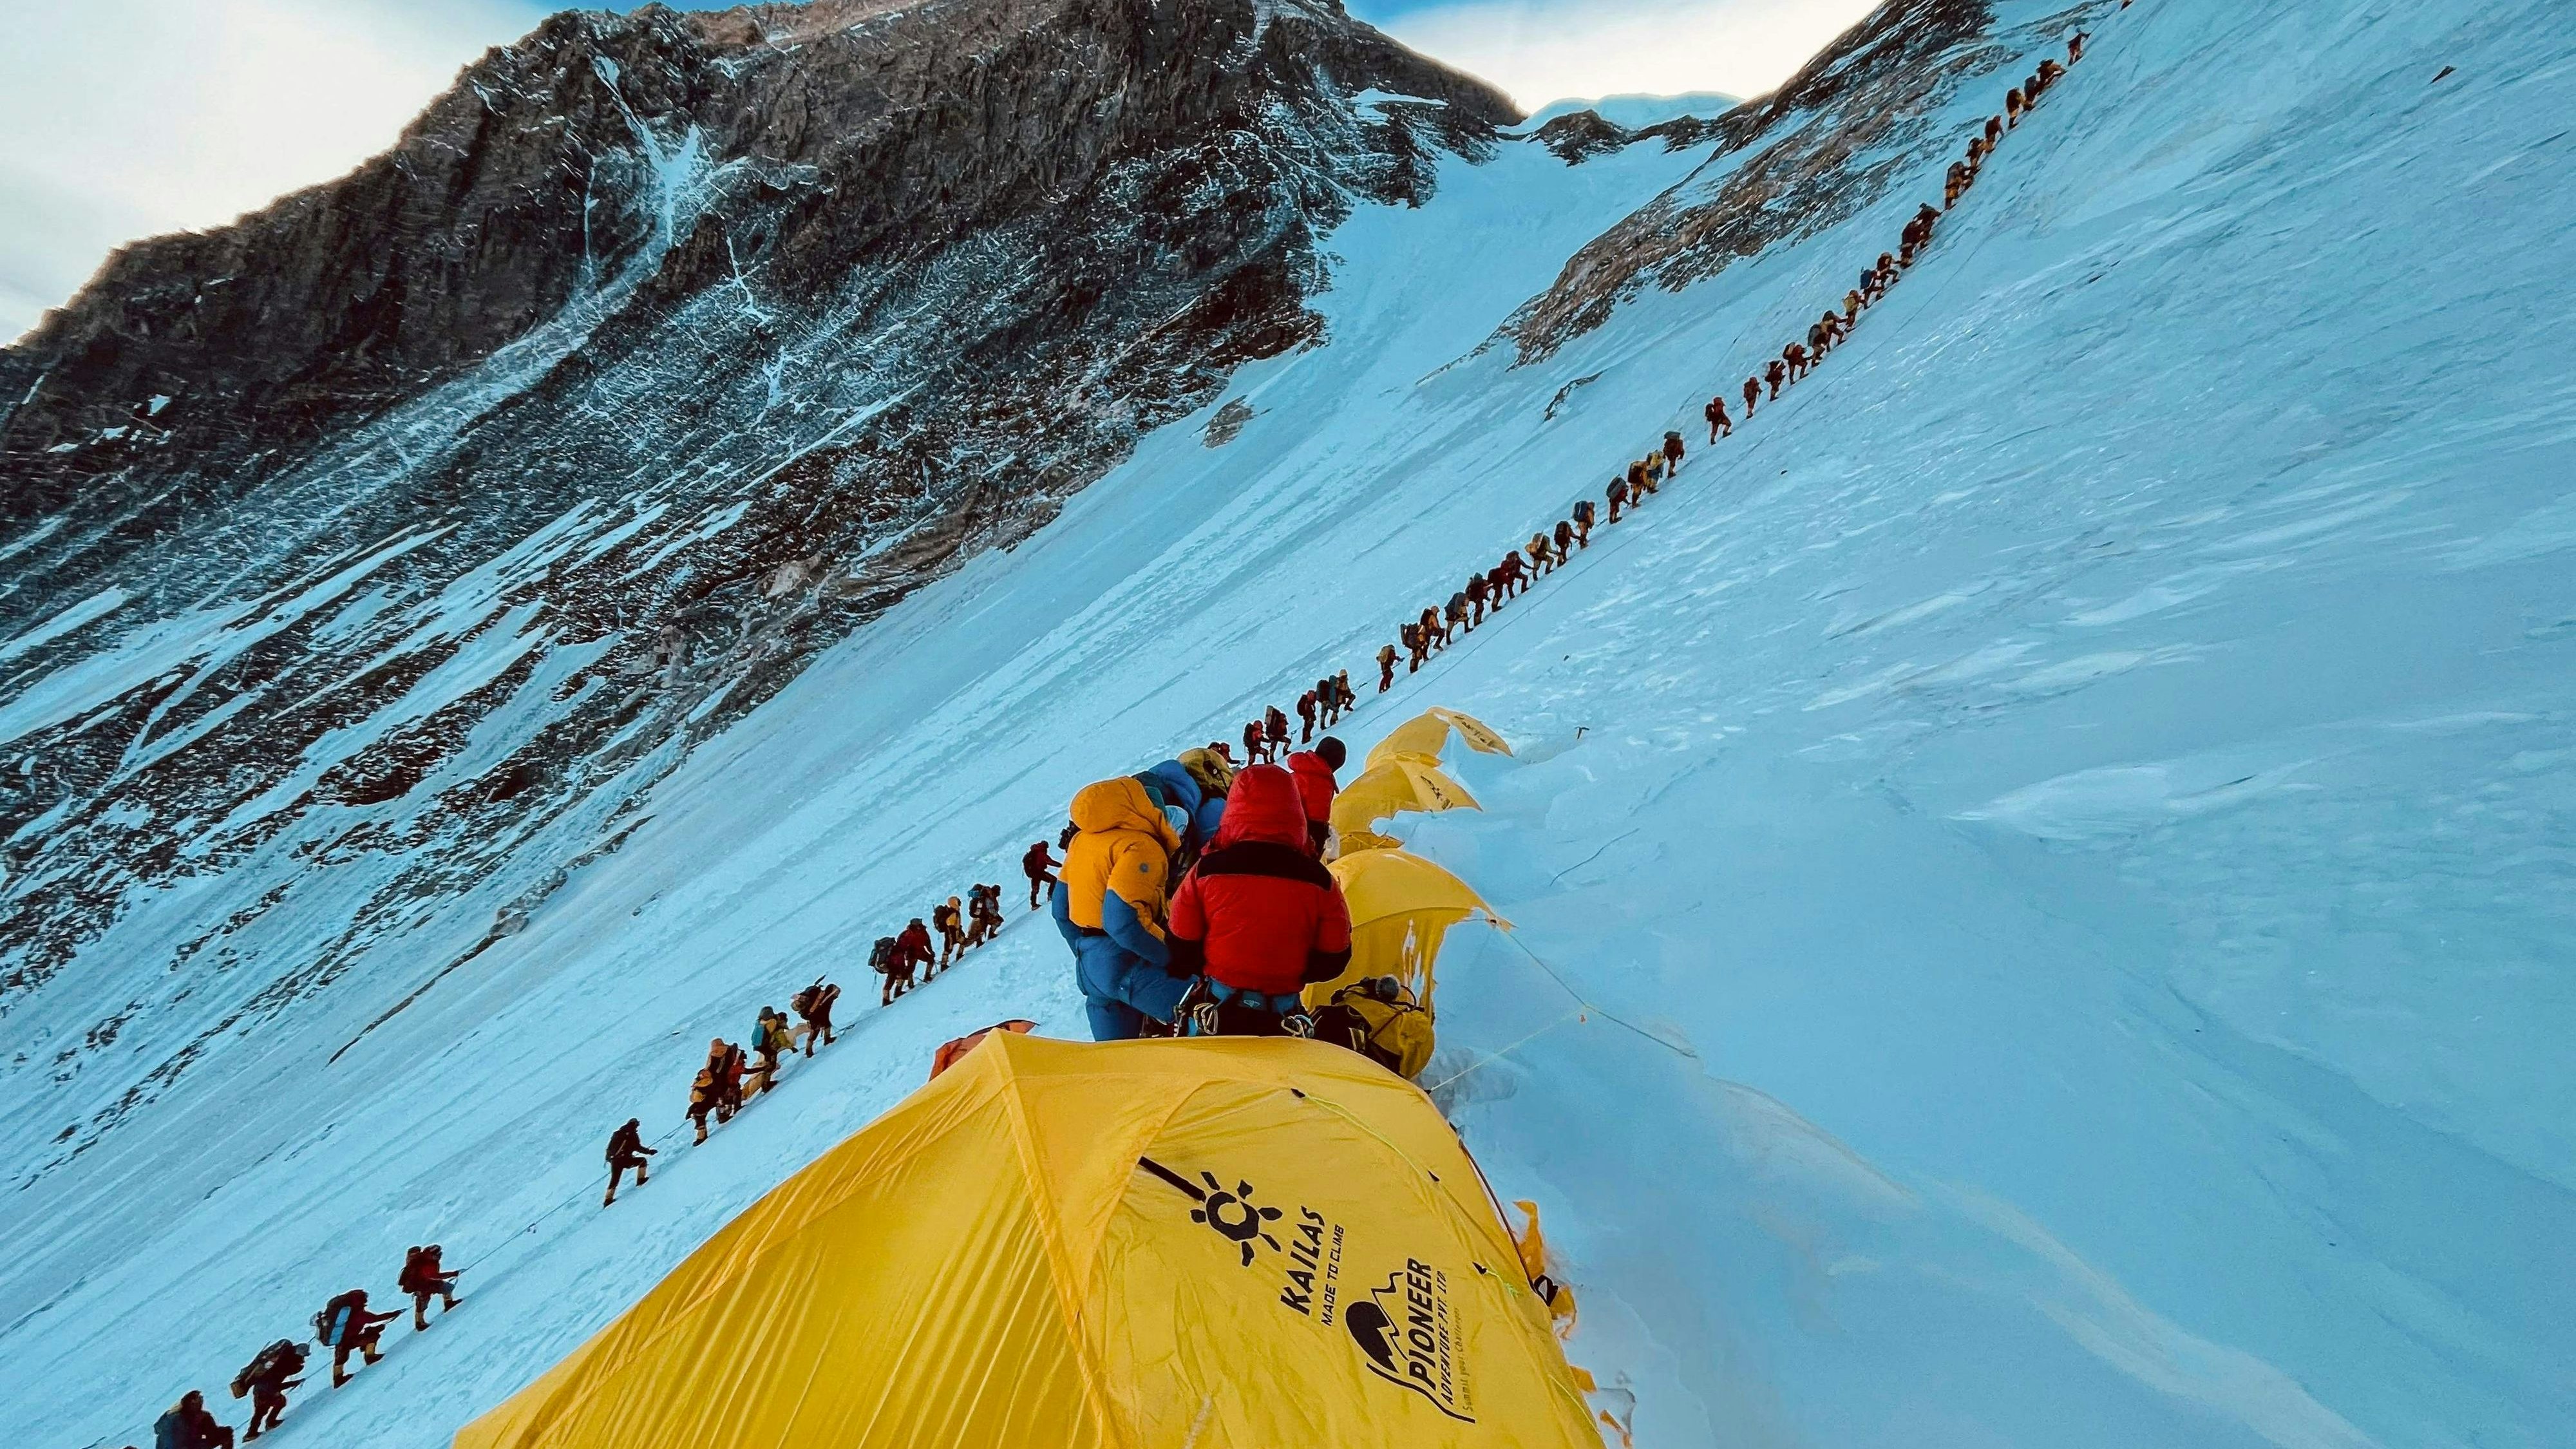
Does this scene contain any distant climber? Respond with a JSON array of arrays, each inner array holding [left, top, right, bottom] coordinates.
[[1401, 621, 1425, 672], [314, 1289, 397, 1387], [2068, 30, 2087, 62], [602, 1117, 657, 1205], [1944, 160, 1967, 207], [715, 1037, 748, 1117], [1296, 688, 1318, 743], [1765, 358, 1786, 400], [155, 1390, 234, 1449], [896, 918, 934, 987], [397, 1243, 462, 1325], [1166, 763, 1354, 1039], [1054, 776, 1196, 1039], [1553, 518, 1576, 561], [1334, 672, 1356, 719], [1446, 591, 1470, 638], [1286, 736, 1344, 857], [1264, 705, 1291, 759], [791, 977, 839, 1052], [1526, 531, 1556, 576], [1844, 287, 1863, 323], [1808, 317, 1831, 359], [1663, 431, 1687, 474], [1499, 548, 1530, 595], [1376, 641, 1399, 691], [868, 936, 903, 1007], [1242, 718, 1267, 764], [1466, 569, 1490, 625], [1607, 474, 1628, 523], [2006, 86, 2025, 126], [931, 897, 964, 969], [1572, 497, 1596, 546], [743, 1007, 794, 1096], [231, 1340, 305, 1441], [1985, 113, 2004, 148], [1742, 374, 1761, 417], [965, 883, 1003, 948], [687, 1061, 721, 1142], [1419, 603, 1446, 650], [1705, 393, 1732, 442]]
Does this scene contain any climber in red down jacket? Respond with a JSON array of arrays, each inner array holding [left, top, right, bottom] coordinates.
[[1283, 736, 1345, 857], [1166, 764, 1353, 1037]]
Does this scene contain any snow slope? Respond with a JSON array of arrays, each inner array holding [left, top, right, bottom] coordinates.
[[8, 1, 2575, 1446]]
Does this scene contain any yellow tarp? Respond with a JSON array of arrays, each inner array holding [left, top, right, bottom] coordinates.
[[1309, 849, 1510, 1009], [455, 1035, 1596, 1449], [1366, 708, 1515, 772], [1329, 758, 1481, 842]]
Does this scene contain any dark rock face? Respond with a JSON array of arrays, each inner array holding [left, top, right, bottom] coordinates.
[[1506, 0, 2019, 359], [0, 0, 1510, 1149], [1531, 109, 1636, 164]]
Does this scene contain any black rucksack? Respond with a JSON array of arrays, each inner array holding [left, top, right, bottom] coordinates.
[[869, 938, 898, 975], [313, 1291, 360, 1345]]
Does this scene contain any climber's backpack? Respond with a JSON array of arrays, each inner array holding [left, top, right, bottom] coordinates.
[[1311, 980, 1435, 1081], [313, 1291, 361, 1347], [868, 938, 899, 976]]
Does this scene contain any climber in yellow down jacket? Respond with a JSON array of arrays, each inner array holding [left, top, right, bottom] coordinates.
[[1052, 777, 1202, 1040]]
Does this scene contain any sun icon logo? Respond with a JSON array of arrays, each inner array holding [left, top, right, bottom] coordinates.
[[1140, 1157, 1285, 1267], [1191, 1171, 1286, 1266]]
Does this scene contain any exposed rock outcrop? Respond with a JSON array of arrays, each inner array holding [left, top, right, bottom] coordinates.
[[1506, 0, 2032, 359], [0, 0, 1511, 1148]]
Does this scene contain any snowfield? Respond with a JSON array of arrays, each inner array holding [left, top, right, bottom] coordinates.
[[6, 1, 2573, 1446]]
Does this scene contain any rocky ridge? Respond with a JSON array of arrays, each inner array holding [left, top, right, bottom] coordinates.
[[0, 0, 1511, 1159]]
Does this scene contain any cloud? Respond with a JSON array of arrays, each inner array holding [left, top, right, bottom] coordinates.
[[1366, 0, 1882, 113], [0, 0, 540, 341]]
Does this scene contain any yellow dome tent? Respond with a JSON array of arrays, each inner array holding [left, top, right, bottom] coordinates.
[[453, 1034, 1596, 1449], [1309, 848, 1510, 1012], [1365, 708, 1514, 772], [1329, 758, 1481, 844]]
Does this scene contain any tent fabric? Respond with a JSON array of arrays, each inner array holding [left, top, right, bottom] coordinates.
[[930, 1018, 1037, 1079], [1363, 709, 1513, 773], [1307, 850, 1508, 1008], [1329, 848, 1507, 933], [1329, 759, 1481, 842], [454, 1035, 1598, 1449]]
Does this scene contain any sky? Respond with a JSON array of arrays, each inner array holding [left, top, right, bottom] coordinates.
[[0, 0, 1879, 341]]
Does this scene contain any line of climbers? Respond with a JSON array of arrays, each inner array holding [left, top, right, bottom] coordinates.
[[126, 31, 2095, 1449], [1240, 673, 1360, 761], [133, 1247, 465, 1449], [861, 876, 1012, 1007], [1384, 28, 2084, 692]]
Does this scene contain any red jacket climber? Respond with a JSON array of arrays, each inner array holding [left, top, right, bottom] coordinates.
[[1283, 737, 1345, 855], [1166, 765, 1354, 998]]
